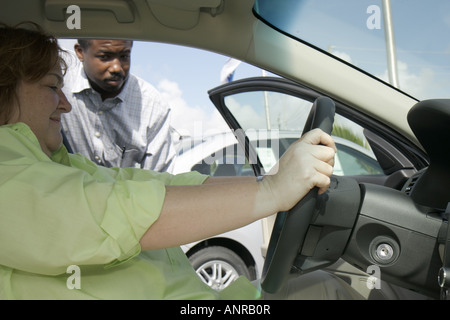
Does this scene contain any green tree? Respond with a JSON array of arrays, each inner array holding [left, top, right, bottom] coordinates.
[[331, 123, 370, 149]]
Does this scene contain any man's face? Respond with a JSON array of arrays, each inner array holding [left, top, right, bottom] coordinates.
[[75, 40, 133, 99]]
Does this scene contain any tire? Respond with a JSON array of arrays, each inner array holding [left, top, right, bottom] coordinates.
[[188, 246, 252, 291]]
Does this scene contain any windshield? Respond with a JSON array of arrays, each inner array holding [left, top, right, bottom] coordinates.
[[254, 0, 450, 100]]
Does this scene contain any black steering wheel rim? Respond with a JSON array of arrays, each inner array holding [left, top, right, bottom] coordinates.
[[261, 96, 336, 294]]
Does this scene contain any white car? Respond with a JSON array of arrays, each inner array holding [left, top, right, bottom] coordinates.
[[174, 130, 382, 178]]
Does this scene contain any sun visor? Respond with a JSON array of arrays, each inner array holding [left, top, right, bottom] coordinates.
[[146, 0, 223, 30]]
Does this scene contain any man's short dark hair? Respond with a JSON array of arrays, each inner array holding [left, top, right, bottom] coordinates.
[[77, 39, 134, 50], [77, 39, 91, 49]]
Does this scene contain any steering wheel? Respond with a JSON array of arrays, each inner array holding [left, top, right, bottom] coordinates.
[[261, 96, 336, 294]]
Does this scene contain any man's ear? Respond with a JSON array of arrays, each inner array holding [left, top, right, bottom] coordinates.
[[74, 43, 84, 62]]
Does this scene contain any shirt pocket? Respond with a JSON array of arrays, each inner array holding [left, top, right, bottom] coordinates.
[[104, 144, 144, 168]]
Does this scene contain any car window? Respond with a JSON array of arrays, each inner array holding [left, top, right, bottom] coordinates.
[[220, 90, 383, 177], [334, 144, 383, 176], [254, 0, 450, 100]]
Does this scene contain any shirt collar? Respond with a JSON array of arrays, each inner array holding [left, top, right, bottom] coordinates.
[[2, 122, 70, 164], [7, 122, 40, 146], [114, 76, 131, 102], [70, 63, 92, 94]]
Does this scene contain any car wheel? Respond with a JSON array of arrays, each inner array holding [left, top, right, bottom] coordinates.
[[189, 246, 252, 291]]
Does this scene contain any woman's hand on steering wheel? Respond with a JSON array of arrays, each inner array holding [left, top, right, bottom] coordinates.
[[261, 128, 337, 213]]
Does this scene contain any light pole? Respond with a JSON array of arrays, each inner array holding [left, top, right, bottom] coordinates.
[[382, 0, 400, 88]]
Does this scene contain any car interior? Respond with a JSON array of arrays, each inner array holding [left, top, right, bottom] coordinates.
[[1, 0, 449, 300]]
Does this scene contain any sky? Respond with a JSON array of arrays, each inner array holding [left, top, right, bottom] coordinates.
[[282, 0, 450, 100], [58, 0, 450, 139]]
